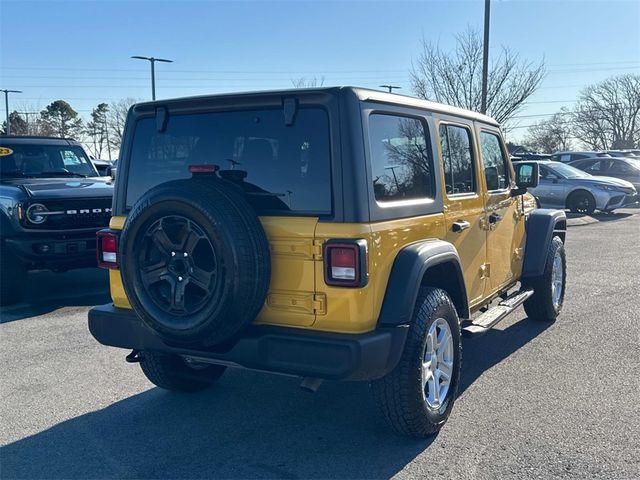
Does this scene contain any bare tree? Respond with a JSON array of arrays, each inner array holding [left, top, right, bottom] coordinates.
[[524, 108, 573, 153], [572, 74, 640, 150], [107, 98, 138, 154], [291, 76, 325, 88], [410, 28, 545, 124]]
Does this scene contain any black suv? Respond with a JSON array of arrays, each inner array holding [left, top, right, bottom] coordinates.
[[0, 136, 114, 304]]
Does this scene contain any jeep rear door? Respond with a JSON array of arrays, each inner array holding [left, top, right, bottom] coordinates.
[[436, 118, 488, 306]]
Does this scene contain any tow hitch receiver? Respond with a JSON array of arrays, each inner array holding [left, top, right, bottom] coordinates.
[[125, 349, 144, 363]]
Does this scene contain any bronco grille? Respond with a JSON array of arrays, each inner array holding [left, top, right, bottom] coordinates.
[[24, 198, 112, 230]]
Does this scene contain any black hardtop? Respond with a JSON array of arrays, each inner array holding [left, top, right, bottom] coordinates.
[[130, 86, 500, 127]]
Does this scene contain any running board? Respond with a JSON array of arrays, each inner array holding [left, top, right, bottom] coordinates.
[[462, 289, 534, 336]]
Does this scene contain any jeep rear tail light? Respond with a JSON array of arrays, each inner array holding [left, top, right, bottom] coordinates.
[[97, 229, 119, 269], [324, 239, 368, 287]]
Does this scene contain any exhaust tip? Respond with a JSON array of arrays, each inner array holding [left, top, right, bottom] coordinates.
[[299, 377, 324, 393]]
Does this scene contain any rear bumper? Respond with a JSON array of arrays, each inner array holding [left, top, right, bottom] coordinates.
[[88, 304, 408, 381]]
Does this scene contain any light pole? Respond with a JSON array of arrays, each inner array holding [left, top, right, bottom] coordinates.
[[1, 89, 22, 135], [131, 56, 173, 100], [380, 85, 401, 93], [18, 111, 38, 135], [480, 0, 491, 114]]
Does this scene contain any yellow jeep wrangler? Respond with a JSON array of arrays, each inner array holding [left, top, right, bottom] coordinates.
[[89, 87, 567, 438]]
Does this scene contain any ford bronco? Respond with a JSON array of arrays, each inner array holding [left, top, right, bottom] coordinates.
[[88, 88, 567, 438], [0, 136, 113, 305]]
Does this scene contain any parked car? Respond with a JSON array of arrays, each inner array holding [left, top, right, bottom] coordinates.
[[91, 157, 115, 176], [569, 157, 640, 192], [550, 151, 613, 163], [605, 150, 640, 159], [89, 87, 568, 438], [514, 160, 637, 214], [0, 136, 114, 304]]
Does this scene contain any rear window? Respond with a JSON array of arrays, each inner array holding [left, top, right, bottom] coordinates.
[[126, 108, 332, 215]]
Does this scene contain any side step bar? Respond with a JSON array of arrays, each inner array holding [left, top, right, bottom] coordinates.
[[462, 289, 534, 336]]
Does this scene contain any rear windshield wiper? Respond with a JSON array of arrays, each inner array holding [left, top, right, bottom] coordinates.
[[39, 171, 89, 178]]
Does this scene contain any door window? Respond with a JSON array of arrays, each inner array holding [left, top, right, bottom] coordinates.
[[479, 131, 510, 191], [439, 124, 475, 194], [608, 160, 637, 175]]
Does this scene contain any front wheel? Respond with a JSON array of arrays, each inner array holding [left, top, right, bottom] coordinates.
[[140, 351, 226, 392], [523, 236, 566, 322], [567, 191, 596, 215], [371, 287, 462, 438]]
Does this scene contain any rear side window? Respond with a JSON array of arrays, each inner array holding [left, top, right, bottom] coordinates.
[[479, 131, 510, 191], [126, 108, 331, 215], [368, 114, 434, 202], [439, 124, 475, 194]]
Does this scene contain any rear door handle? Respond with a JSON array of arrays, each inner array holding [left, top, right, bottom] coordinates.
[[452, 220, 471, 233]]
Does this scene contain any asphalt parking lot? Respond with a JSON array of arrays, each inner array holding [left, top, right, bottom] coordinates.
[[1, 211, 639, 479]]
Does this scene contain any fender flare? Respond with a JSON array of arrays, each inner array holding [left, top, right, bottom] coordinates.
[[378, 239, 469, 326], [522, 208, 567, 279]]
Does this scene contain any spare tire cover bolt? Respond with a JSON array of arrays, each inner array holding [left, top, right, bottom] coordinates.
[[178, 276, 183, 282], [171, 251, 176, 256], [184, 252, 188, 257]]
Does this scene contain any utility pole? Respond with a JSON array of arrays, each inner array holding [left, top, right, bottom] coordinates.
[[17, 111, 38, 135], [131, 56, 173, 100], [480, 0, 491, 114], [1, 89, 22, 135], [380, 85, 401, 93]]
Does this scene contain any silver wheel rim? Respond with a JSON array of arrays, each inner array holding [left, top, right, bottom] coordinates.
[[422, 318, 454, 409], [551, 249, 564, 309]]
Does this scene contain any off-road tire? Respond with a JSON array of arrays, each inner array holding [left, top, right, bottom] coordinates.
[[523, 236, 566, 321], [140, 351, 226, 392], [0, 246, 26, 305], [567, 190, 596, 215], [371, 287, 462, 438], [120, 178, 270, 347]]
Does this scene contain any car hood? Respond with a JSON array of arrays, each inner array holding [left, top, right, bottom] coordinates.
[[571, 176, 635, 190], [1, 177, 114, 200]]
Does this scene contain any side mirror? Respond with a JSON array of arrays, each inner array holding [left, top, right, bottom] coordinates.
[[514, 162, 539, 189]]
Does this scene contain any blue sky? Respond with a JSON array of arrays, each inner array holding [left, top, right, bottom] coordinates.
[[1, 0, 639, 142]]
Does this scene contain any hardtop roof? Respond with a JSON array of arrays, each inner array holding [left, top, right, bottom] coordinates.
[[132, 86, 501, 127]]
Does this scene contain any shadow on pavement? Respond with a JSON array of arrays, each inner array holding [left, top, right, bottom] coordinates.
[[0, 268, 110, 323], [0, 313, 551, 479]]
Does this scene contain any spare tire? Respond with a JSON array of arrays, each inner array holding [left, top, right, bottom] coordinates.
[[119, 178, 270, 346]]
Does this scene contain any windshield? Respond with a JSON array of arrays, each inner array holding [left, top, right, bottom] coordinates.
[[126, 108, 332, 215], [546, 162, 591, 179], [0, 143, 96, 178]]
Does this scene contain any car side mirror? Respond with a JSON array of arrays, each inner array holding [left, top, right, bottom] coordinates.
[[513, 162, 539, 194]]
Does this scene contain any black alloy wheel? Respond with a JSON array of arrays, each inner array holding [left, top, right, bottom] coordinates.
[[138, 215, 221, 322]]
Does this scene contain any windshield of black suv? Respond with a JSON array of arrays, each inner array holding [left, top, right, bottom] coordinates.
[[126, 107, 332, 215], [0, 143, 97, 178]]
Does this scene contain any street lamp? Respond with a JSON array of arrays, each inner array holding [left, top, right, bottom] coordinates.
[[1, 89, 22, 135], [131, 56, 173, 100], [380, 85, 401, 93]]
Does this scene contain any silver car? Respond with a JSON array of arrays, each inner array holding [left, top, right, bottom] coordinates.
[[569, 157, 640, 192], [514, 160, 638, 214]]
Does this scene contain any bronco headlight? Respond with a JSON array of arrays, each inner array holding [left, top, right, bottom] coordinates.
[[26, 203, 49, 224]]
